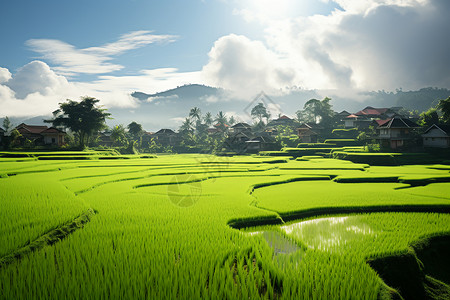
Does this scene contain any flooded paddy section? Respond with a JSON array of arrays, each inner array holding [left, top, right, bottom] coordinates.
[[242, 215, 377, 254], [239, 212, 450, 256]]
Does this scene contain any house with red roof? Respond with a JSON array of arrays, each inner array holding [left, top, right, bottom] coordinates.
[[376, 116, 419, 149], [344, 107, 397, 128], [267, 115, 297, 127], [15, 123, 66, 147]]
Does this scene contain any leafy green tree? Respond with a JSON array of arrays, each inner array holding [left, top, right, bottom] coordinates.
[[297, 97, 334, 126], [438, 96, 450, 124], [111, 125, 128, 146], [419, 108, 440, 127], [127, 122, 143, 142], [251, 102, 270, 124], [228, 115, 236, 126], [2, 116, 12, 134], [46, 97, 111, 148]]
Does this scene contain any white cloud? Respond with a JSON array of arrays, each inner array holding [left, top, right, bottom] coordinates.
[[5, 61, 69, 99], [26, 31, 177, 76], [0, 61, 204, 118], [202, 34, 296, 97], [0, 67, 12, 83], [206, 0, 450, 93]]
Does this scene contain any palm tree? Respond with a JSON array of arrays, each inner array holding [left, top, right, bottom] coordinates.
[[204, 112, 213, 127], [228, 115, 236, 126], [189, 107, 202, 121], [179, 118, 194, 134], [215, 111, 227, 126]]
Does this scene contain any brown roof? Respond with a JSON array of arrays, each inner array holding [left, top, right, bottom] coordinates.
[[278, 115, 291, 120], [41, 127, 65, 134], [378, 116, 419, 129], [16, 123, 48, 134]]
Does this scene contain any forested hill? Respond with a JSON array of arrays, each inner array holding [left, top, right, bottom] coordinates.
[[363, 87, 450, 112], [131, 84, 222, 101]]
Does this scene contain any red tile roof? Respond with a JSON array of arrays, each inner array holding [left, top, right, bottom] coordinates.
[[374, 119, 391, 126], [355, 107, 389, 116]]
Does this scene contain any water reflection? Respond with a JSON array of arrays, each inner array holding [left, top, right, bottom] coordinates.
[[281, 216, 376, 251], [243, 215, 377, 253]]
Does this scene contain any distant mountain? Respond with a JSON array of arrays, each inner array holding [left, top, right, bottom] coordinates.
[[3, 85, 449, 132], [362, 87, 450, 112], [132, 84, 222, 101]]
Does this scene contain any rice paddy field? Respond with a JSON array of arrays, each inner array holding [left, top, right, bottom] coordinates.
[[1, 152, 450, 299]]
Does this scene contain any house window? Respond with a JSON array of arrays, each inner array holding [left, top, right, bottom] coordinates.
[[52, 138, 56, 143]]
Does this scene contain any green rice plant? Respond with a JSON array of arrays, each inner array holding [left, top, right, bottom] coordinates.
[[0, 154, 450, 299], [0, 175, 89, 258]]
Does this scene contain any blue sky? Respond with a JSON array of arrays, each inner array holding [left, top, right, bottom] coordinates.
[[1, 0, 449, 117], [1, 0, 339, 77]]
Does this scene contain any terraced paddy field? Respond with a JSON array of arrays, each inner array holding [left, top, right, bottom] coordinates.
[[1, 152, 450, 299]]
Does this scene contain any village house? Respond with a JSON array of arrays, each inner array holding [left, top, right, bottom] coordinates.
[[97, 132, 114, 147], [376, 116, 419, 149], [245, 135, 278, 153], [297, 123, 322, 143], [267, 115, 297, 127], [153, 128, 180, 146], [141, 131, 155, 147], [207, 123, 229, 136], [422, 124, 450, 148], [344, 107, 397, 128], [16, 123, 66, 147], [230, 122, 252, 135]]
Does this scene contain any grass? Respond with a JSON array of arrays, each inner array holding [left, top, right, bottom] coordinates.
[[0, 154, 450, 299]]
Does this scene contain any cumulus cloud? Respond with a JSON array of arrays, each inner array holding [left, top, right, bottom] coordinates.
[[0, 67, 12, 83], [202, 34, 296, 97], [27, 31, 177, 76], [205, 0, 450, 93], [0, 61, 203, 118], [5, 61, 69, 99]]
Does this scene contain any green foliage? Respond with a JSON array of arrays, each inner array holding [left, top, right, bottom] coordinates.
[[46, 96, 111, 148], [438, 97, 450, 124], [296, 97, 334, 127], [419, 107, 440, 127], [110, 124, 128, 146], [127, 121, 143, 141], [251, 102, 270, 124]]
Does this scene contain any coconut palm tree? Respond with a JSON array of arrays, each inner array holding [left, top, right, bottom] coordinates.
[[215, 111, 227, 126], [189, 107, 202, 121], [204, 112, 213, 127], [179, 118, 194, 134]]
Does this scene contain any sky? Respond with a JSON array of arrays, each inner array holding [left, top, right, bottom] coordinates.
[[1, 0, 449, 118]]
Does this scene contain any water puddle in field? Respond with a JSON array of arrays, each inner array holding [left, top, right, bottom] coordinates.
[[243, 215, 377, 253]]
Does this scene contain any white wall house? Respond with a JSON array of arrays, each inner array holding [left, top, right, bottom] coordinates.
[[422, 124, 450, 148]]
